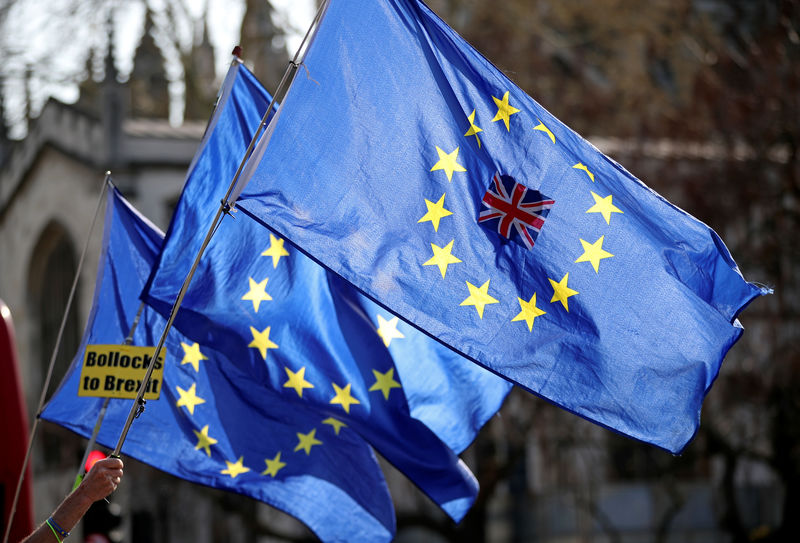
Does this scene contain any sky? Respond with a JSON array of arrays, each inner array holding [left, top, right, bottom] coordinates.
[[184, 0, 317, 76]]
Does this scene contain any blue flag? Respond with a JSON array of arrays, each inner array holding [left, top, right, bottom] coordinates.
[[231, 0, 769, 454], [141, 61, 511, 521], [40, 186, 396, 542]]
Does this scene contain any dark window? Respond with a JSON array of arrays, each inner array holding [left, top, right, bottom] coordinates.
[[29, 222, 84, 471]]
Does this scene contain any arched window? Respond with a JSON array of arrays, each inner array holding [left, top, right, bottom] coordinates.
[[27, 221, 83, 471]]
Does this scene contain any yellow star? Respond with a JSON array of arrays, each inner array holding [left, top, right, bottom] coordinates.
[[241, 277, 272, 312], [261, 452, 286, 477], [193, 425, 218, 456], [511, 293, 546, 332], [417, 193, 453, 232], [423, 239, 462, 278], [572, 162, 595, 182], [322, 417, 347, 435], [464, 109, 483, 147], [459, 280, 499, 319], [548, 273, 579, 311], [369, 368, 402, 400], [248, 326, 279, 360], [175, 383, 206, 415], [575, 236, 614, 273], [180, 342, 208, 373], [221, 456, 250, 478], [376, 315, 405, 347], [294, 428, 322, 455], [261, 233, 290, 268], [533, 119, 555, 143], [491, 91, 520, 131], [283, 366, 314, 397], [586, 191, 623, 225], [430, 146, 467, 182], [330, 382, 361, 413]]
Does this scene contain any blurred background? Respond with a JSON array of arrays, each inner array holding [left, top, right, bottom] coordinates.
[[0, 0, 797, 541]]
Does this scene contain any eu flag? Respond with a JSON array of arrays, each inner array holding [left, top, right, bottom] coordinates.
[[41, 186, 396, 542], [231, 0, 769, 454], [141, 61, 511, 521]]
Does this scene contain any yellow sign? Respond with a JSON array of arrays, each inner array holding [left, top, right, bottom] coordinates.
[[78, 344, 164, 399]]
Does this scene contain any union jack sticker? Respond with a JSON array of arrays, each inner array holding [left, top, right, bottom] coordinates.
[[477, 172, 555, 249]]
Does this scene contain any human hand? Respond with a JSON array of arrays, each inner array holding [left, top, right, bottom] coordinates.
[[79, 457, 124, 502]]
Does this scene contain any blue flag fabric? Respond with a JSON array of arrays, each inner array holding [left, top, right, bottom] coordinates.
[[141, 61, 511, 521], [232, 0, 769, 454], [40, 186, 396, 542]]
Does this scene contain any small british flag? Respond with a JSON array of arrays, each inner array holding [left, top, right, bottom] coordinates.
[[478, 172, 555, 249]]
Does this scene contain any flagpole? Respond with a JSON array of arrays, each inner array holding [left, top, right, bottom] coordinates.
[[2, 173, 110, 543], [72, 301, 146, 490], [111, 0, 331, 456], [221, 0, 329, 205]]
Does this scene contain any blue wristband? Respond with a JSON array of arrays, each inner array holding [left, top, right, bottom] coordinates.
[[46, 517, 69, 538]]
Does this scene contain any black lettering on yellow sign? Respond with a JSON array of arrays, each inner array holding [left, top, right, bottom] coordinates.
[[79, 345, 165, 400], [83, 350, 164, 370]]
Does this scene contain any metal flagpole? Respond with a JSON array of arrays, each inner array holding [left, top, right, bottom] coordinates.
[[72, 301, 146, 491], [111, 0, 331, 457], [2, 173, 111, 543]]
